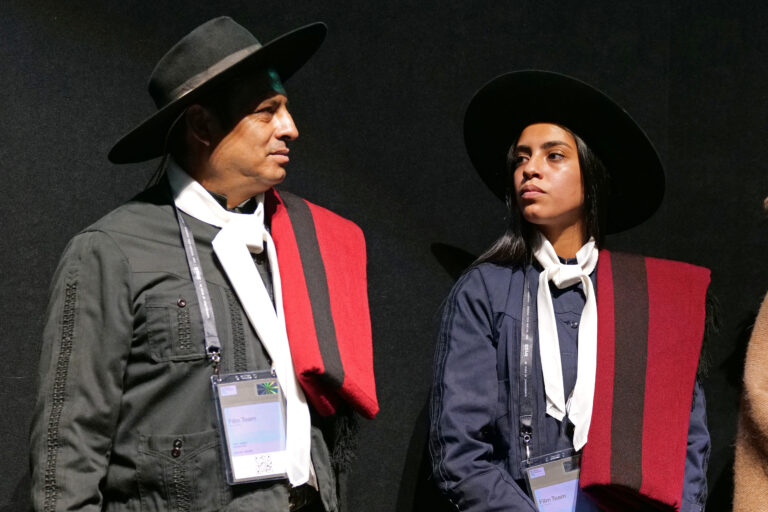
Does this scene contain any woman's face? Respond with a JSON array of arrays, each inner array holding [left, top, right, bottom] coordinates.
[[512, 123, 585, 238]]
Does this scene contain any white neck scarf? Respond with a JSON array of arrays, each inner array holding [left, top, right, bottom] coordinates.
[[533, 233, 598, 451], [167, 162, 311, 486]]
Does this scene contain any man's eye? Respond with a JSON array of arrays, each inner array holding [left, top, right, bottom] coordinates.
[[254, 104, 278, 115]]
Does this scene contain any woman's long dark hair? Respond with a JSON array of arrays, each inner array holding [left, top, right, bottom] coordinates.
[[474, 126, 609, 266]]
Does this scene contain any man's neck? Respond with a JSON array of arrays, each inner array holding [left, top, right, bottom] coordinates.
[[206, 189, 260, 214], [179, 160, 266, 210]]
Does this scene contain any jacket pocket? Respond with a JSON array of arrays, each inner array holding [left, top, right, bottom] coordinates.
[[137, 429, 227, 512], [145, 291, 207, 362]]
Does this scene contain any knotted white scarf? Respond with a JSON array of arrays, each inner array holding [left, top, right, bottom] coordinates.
[[533, 233, 598, 451], [167, 162, 311, 486]]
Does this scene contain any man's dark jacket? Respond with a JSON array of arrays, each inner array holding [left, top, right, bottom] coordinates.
[[30, 183, 341, 511]]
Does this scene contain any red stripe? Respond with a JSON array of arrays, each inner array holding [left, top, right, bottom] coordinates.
[[307, 202, 378, 417], [581, 249, 615, 486], [639, 258, 708, 508]]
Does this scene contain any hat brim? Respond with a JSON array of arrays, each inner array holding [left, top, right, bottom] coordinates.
[[109, 22, 327, 164], [464, 70, 665, 234]]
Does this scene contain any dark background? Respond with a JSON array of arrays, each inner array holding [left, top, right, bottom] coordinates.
[[2, 1, 766, 510]]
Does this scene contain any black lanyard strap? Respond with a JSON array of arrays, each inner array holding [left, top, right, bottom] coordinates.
[[175, 207, 222, 372], [519, 269, 534, 461]]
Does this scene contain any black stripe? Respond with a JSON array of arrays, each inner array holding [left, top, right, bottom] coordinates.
[[280, 191, 345, 388], [609, 252, 648, 490]]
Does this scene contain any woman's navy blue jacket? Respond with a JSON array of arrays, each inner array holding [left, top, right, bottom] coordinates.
[[429, 262, 709, 511]]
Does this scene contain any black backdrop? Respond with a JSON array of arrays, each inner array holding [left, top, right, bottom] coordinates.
[[2, 1, 766, 510]]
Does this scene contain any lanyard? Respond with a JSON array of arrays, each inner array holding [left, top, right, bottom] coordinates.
[[519, 269, 534, 461], [175, 207, 222, 373]]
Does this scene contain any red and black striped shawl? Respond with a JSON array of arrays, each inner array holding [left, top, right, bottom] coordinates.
[[267, 189, 378, 419], [580, 250, 710, 511]]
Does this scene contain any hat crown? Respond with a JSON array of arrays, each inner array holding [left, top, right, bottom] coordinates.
[[148, 16, 262, 108], [110, 18, 326, 164], [464, 70, 665, 233]]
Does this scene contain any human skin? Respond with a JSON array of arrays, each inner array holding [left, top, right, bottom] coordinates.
[[186, 90, 299, 207], [512, 122, 586, 257]]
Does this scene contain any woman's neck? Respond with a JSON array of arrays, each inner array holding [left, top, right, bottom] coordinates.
[[540, 223, 587, 259]]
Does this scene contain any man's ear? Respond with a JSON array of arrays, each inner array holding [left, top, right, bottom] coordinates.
[[185, 104, 216, 147]]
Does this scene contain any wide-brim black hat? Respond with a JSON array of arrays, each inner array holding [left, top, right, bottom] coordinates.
[[464, 70, 665, 234], [109, 17, 326, 164]]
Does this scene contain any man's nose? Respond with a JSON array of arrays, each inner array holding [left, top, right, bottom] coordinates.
[[276, 108, 299, 141]]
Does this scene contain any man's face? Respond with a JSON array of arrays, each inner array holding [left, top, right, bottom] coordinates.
[[208, 89, 298, 198]]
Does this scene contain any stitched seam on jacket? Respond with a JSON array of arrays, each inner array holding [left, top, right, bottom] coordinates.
[[430, 275, 458, 489], [430, 268, 487, 492], [43, 281, 78, 512], [177, 307, 191, 352], [171, 462, 191, 512], [226, 289, 247, 372]]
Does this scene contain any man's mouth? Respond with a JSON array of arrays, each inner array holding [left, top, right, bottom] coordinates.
[[269, 149, 290, 163]]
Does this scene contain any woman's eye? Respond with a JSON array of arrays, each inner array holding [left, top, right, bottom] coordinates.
[[512, 155, 527, 167], [548, 152, 565, 161]]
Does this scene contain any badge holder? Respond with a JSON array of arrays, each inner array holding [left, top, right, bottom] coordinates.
[[175, 209, 289, 485], [521, 449, 580, 512], [211, 370, 289, 484]]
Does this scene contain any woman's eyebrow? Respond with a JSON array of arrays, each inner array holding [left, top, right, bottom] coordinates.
[[513, 144, 531, 154], [540, 140, 572, 150], [515, 140, 573, 153]]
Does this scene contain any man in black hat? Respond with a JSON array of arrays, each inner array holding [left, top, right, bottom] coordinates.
[[29, 17, 377, 512]]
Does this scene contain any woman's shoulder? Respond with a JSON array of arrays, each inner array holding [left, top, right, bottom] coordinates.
[[449, 261, 526, 312], [471, 260, 525, 280]]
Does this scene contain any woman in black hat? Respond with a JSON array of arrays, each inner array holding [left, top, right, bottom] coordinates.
[[429, 71, 710, 512]]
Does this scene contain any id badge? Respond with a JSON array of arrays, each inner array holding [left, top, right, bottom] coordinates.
[[211, 370, 288, 484], [521, 449, 580, 512]]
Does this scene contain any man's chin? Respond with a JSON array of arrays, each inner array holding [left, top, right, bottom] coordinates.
[[263, 169, 287, 189]]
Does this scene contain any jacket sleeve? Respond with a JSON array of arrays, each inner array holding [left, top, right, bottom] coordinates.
[[429, 268, 537, 512], [29, 230, 133, 511], [680, 380, 710, 512]]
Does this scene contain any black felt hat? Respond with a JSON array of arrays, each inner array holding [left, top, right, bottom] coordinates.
[[464, 70, 665, 234], [109, 16, 326, 164]]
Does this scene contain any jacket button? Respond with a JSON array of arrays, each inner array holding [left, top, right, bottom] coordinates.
[[177, 298, 186, 308], [171, 438, 182, 457]]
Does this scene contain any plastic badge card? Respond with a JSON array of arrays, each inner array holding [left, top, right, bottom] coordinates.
[[212, 370, 288, 484], [522, 449, 581, 512]]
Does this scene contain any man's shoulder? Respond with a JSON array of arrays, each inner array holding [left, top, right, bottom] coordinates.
[[274, 189, 364, 241], [59, 184, 177, 264], [83, 183, 174, 237]]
